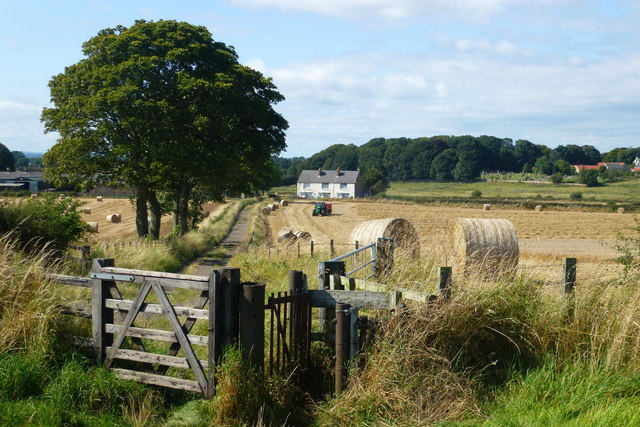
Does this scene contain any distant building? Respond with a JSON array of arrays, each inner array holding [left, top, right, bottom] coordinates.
[[571, 162, 630, 174], [297, 168, 364, 199], [0, 171, 48, 192]]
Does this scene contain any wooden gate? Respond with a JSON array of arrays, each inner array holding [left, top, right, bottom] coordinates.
[[91, 259, 230, 397]]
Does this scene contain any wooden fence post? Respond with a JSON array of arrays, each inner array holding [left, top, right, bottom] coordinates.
[[335, 303, 351, 395], [438, 266, 452, 299], [310, 240, 314, 257], [220, 268, 241, 347], [289, 270, 307, 366], [208, 270, 222, 398], [318, 261, 345, 333], [91, 258, 114, 365], [81, 245, 91, 265], [240, 282, 265, 370], [563, 257, 577, 295], [330, 239, 335, 258], [297, 242, 301, 258]]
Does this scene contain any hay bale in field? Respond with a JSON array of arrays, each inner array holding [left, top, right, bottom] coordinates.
[[280, 199, 289, 207], [277, 227, 297, 245], [294, 231, 311, 241], [31, 193, 38, 198], [483, 204, 490, 210], [535, 205, 544, 211], [448, 218, 519, 278], [82, 207, 92, 214], [273, 202, 280, 209], [618, 207, 625, 214], [350, 217, 420, 258], [106, 214, 121, 223], [87, 222, 99, 232], [96, 196, 103, 202], [261, 207, 271, 216]]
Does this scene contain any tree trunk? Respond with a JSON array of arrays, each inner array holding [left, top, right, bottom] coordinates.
[[136, 183, 150, 238], [179, 185, 191, 235], [148, 190, 161, 240]]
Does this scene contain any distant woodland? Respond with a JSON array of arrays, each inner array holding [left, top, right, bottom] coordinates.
[[273, 136, 640, 185]]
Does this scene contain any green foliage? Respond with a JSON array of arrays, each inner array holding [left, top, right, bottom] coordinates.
[[615, 217, 640, 273], [42, 20, 287, 238], [362, 167, 389, 195], [570, 191, 583, 200], [551, 172, 564, 184], [0, 195, 88, 252], [0, 143, 15, 171], [430, 148, 458, 180], [579, 169, 599, 187], [471, 190, 482, 197]]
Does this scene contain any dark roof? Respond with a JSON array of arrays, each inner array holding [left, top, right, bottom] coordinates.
[[298, 169, 360, 184], [0, 171, 44, 180]]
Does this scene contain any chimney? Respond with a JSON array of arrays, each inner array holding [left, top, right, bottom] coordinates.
[[336, 167, 341, 176], [317, 168, 322, 176]]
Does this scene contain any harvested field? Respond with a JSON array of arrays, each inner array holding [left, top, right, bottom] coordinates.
[[77, 198, 223, 241], [264, 200, 631, 267]]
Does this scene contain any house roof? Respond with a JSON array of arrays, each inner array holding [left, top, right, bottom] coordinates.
[[572, 165, 600, 171], [298, 169, 360, 184], [599, 162, 627, 170], [0, 171, 44, 180]]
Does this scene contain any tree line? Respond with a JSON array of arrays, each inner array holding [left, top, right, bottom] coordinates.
[[274, 136, 640, 190]]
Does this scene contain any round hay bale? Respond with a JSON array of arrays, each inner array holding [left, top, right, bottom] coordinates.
[[350, 218, 420, 258], [534, 205, 544, 211], [483, 204, 491, 210], [106, 214, 121, 223], [82, 207, 92, 214], [87, 222, 99, 232], [277, 228, 296, 245], [448, 218, 519, 278], [96, 196, 103, 202], [294, 231, 311, 241], [261, 207, 271, 216], [0, 199, 5, 204], [280, 199, 289, 207], [273, 202, 280, 209], [618, 207, 625, 214]]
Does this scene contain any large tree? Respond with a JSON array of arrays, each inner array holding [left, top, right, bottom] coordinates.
[[0, 143, 15, 171], [42, 20, 287, 237]]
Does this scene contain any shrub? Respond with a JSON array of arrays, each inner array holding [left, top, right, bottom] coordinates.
[[551, 172, 563, 184], [579, 169, 599, 187], [0, 195, 88, 252], [570, 192, 583, 200], [471, 190, 482, 198]]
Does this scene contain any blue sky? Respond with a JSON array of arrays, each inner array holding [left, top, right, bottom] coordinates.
[[1, 0, 639, 157]]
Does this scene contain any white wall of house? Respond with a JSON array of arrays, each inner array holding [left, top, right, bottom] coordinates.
[[297, 182, 357, 198]]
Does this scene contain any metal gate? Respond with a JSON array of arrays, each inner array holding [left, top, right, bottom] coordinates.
[[266, 289, 311, 377]]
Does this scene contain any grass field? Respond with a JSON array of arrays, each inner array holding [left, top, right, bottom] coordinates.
[[386, 178, 640, 203]]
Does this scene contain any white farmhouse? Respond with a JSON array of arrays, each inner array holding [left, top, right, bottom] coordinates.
[[297, 168, 364, 199]]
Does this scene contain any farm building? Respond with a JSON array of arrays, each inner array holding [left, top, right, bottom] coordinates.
[[297, 168, 364, 199], [0, 171, 49, 192], [571, 162, 630, 174]]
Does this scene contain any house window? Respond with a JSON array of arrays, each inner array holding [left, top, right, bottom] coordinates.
[[340, 183, 347, 189], [319, 192, 331, 198], [303, 183, 311, 189], [321, 183, 329, 189], [338, 193, 350, 198]]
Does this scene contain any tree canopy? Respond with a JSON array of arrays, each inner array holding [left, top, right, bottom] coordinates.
[[42, 20, 287, 237], [0, 143, 15, 171]]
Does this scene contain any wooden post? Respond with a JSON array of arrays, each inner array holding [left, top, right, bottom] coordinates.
[[330, 239, 334, 258], [220, 268, 241, 347], [81, 245, 91, 265], [438, 266, 452, 299], [349, 307, 359, 361], [91, 258, 114, 365], [354, 240, 359, 263], [240, 282, 265, 370], [335, 303, 351, 395], [563, 257, 577, 295], [297, 242, 301, 258], [208, 270, 222, 398], [318, 261, 346, 333], [289, 270, 306, 365], [375, 238, 394, 277], [310, 240, 314, 257]]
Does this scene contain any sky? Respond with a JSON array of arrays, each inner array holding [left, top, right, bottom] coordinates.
[[1, 0, 639, 157]]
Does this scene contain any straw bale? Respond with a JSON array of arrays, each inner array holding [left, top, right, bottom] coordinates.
[[82, 207, 92, 214], [280, 200, 289, 207], [448, 218, 519, 278], [350, 217, 420, 258], [483, 204, 490, 210], [96, 196, 103, 202], [294, 231, 311, 241], [31, 193, 38, 198], [618, 207, 625, 214], [278, 227, 296, 245], [261, 207, 271, 215], [87, 222, 99, 232], [273, 202, 280, 209], [534, 205, 544, 211], [106, 214, 121, 223]]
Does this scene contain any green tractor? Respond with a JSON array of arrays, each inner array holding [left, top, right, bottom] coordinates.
[[312, 202, 332, 216]]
